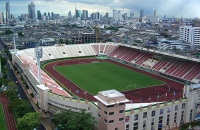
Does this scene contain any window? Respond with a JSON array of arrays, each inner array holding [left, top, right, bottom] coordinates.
[[119, 110, 124, 114], [104, 119, 107, 123], [119, 103, 125, 106], [78, 51, 82, 53], [134, 122, 138, 126], [126, 124, 129, 128], [98, 114, 101, 118], [152, 110, 155, 117], [98, 106, 101, 110], [143, 112, 147, 118], [104, 111, 107, 115], [48, 54, 51, 56], [107, 105, 114, 108], [134, 114, 138, 121], [63, 52, 65, 54], [109, 120, 114, 124], [182, 103, 185, 109], [175, 105, 178, 111], [109, 112, 114, 116], [119, 118, 124, 122]]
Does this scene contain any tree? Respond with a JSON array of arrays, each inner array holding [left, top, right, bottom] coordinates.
[[7, 81, 15, 88], [18, 32, 24, 37], [8, 99, 31, 118], [52, 109, 96, 130], [16, 112, 40, 130]]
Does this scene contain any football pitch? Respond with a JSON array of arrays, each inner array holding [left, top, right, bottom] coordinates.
[[54, 62, 164, 95]]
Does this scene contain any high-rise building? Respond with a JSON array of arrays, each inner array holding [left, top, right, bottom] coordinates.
[[51, 12, 54, 19], [179, 25, 200, 47], [139, 9, 144, 22], [130, 12, 134, 18], [123, 13, 128, 21], [105, 12, 109, 19], [48, 12, 51, 19], [5, 2, 10, 20], [154, 10, 158, 18], [113, 10, 121, 21], [91, 13, 96, 20], [96, 12, 100, 20], [82, 10, 88, 20], [68, 11, 72, 19], [28, 2, 35, 19], [75, 10, 81, 18], [37, 10, 42, 20], [0, 12, 3, 24]]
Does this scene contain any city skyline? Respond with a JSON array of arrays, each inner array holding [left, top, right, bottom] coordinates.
[[0, 0, 199, 18]]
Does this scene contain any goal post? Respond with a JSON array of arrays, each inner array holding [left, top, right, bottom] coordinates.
[[127, 84, 137, 90]]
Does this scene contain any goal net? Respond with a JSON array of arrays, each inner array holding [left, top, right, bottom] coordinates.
[[127, 84, 137, 90]]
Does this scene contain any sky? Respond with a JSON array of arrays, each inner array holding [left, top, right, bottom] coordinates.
[[0, 0, 199, 18]]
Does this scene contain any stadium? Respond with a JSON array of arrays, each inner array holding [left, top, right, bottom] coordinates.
[[12, 43, 200, 130]]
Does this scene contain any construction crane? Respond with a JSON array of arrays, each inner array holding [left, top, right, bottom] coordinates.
[[93, 20, 99, 43]]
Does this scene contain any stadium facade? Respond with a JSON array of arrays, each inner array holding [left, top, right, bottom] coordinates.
[[12, 43, 200, 130]]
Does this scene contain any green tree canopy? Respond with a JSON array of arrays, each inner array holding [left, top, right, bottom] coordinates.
[[18, 32, 24, 37], [16, 112, 40, 130], [52, 109, 96, 130], [11, 100, 31, 118]]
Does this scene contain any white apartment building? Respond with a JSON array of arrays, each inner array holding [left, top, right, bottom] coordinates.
[[180, 26, 200, 47]]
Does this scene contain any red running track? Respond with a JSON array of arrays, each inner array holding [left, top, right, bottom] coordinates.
[[0, 94, 17, 130], [44, 59, 184, 103]]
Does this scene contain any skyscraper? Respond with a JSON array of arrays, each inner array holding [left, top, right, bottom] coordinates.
[[139, 9, 144, 22], [130, 12, 134, 18], [51, 12, 54, 19], [96, 12, 100, 20], [5, 2, 10, 20], [28, 2, 35, 19], [37, 10, 42, 20], [48, 12, 51, 19], [105, 12, 109, 19], [82, 10, 88, 20], [113, 10, 121, 21], [68, 11, 72, 19], [154, 10, 158, 18]]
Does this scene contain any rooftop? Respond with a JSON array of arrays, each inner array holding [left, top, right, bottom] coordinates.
[[94, 89, 129, 106]]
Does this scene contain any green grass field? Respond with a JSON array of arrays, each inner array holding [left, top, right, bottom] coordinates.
[[54, 62, 164, 95], [0, 104, 6, 130]]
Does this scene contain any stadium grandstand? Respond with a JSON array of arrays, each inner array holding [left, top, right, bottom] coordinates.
[[12, 42, 200, 130]]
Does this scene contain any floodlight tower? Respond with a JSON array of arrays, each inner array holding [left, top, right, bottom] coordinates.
[[35, 46, 43, 84], [13, 32, 18, 54]]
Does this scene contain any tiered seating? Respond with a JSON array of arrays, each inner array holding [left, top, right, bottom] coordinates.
[[174, 61, 196, 77], [107, 46, 123, 57], [183, 63, 200, 80], [135, 53, 152, 65], [91, 45, 99, 54], [115, 47, 131, 59], [29, 63, 69, 96], [99, 45, 105, 54], [104, 45, 117, 54], [124, 51, 141, 62]]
